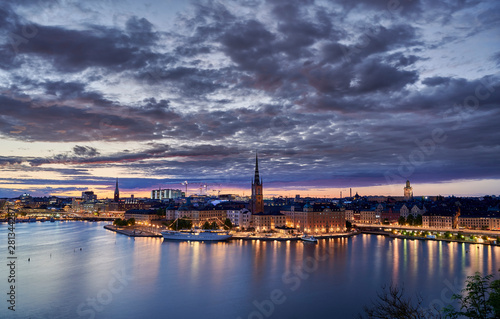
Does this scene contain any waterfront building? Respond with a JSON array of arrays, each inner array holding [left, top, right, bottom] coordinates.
[[282, 202, 346, 233], [422, 207, 457, 229], [165, 203, 179, 220], [252, 211, 285, 232], [345, 209, 354, 221], [399, 203, 426, 218], [380, 204, 400, 224], [227, 208, 251, 229], [250, 153, 264, 214], [124, 209, 159, 222], [404, 180, 413, 200], [151, 188, 183, 200], [174, 203, 228, 227], [458, 215, 500, 230], [359, 207, 379, 224]]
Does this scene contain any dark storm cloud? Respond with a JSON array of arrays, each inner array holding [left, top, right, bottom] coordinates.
[[73, 146, 99, 157], [1, 0, 499, 194], [18, 23, 156, 72], [0, 157, 24, 167], [1, 5, 160, 73]]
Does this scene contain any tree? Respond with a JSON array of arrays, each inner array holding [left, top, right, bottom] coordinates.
[[210, 221, 218, 230], [169, 218, 192, 230], [415, 214, 422, 226], [359, 284, 440, 319], [407, 215, 415, 226], [156, 208, 165, 217], [223, 218, 233, 229], [398, 216, 406, 226], [489, 277, 500, 317], [444, 272, 495, 318], [346, 220, 352, 231], [202, 221, 211, 229], [127, 218, 135, 226]]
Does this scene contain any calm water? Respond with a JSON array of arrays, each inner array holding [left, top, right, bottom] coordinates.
[[1, 221, 500, 319]]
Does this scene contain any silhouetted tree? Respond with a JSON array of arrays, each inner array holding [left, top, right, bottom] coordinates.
[[202, 221, 211, 229], [223, 218, 233, 229], [407, 215, 415, 226], [398, 216, 406, 226], [415, 215, 422, 226], [346, 220, 352, 230], [359, 284, 440, 319]]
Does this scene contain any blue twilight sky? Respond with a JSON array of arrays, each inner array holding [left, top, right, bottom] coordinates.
[[0, 0, 499, 198]]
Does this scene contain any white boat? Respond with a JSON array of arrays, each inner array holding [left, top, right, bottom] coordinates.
[[301, 235, 318, 243], [161, 229, 232, 241]]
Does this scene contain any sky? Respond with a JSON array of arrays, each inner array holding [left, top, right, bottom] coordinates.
[[0, 0, 499, 199]]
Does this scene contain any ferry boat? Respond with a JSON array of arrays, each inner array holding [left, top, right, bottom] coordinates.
[[301, 235, 318, 243], [161, 229, 232, 242]]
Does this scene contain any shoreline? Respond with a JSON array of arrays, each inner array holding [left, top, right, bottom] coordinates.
[[361, 229, 499, 246], [104, 225, 162, 237], [104, 224, 358, 241]]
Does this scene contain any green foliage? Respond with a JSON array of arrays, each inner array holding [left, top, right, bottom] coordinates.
[[223, 218, 233, 229], [113, 218, 135, 226], [407, 215, 415, 226], [169, 218, 192, 230], [444, 272, 495, 318], [202, 221, 211, 229], [211, 221, 218, 229], [489, 277, 500, 317], [156, 208, 165, 216], [398, 216, 406, 226], [415, 214, 422, 226], [363, 271, 500, 319]]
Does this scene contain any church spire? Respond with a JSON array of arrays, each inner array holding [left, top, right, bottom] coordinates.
[[254, 152, 261, 185], [114, 178, 120, 202]]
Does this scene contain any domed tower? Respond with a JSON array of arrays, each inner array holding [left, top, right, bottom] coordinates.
[[251, 153, 264, 214], [404, 180, 413, 200]]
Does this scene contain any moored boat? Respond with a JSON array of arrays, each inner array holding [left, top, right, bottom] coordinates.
[[301, 235, 318, 243], [161, 229, 232, 241]]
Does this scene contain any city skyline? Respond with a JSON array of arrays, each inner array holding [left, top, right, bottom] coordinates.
[[1, 0, 499, 198]]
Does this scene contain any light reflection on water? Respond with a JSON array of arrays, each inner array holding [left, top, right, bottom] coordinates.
[[1, 223, 500, 319]]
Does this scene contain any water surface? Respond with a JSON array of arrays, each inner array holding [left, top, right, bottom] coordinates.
[[1, 221, 499, 318]]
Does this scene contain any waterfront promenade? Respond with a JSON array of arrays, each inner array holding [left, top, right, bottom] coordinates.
[[104, 223, 357, 240], [356, 223, 500, 237], [104, 224, 162, 237]]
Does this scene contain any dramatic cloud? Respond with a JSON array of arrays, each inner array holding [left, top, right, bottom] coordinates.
[[0, 0, 499, 197]]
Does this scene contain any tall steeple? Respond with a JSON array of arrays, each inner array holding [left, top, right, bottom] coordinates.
[[251, 152, 264, 214], [114, 178, 120, 202], [254, 152, 261, 185]]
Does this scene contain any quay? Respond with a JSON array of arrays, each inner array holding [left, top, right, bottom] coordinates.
[[104, 224, 358, 241], [104, 225, 162, 237], [356, 225, 500, 246]]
